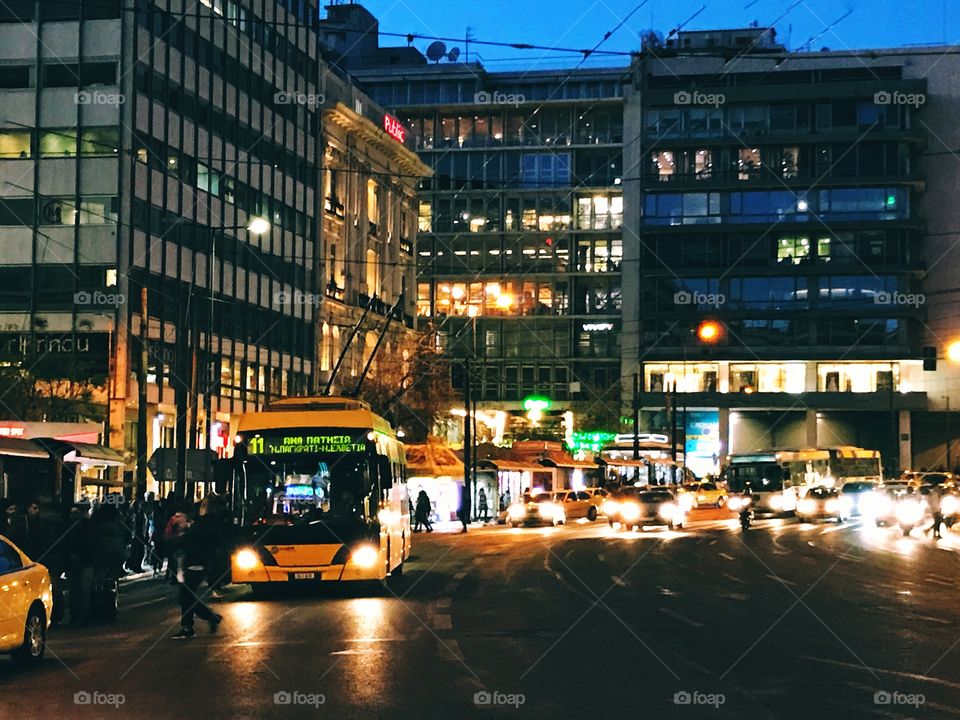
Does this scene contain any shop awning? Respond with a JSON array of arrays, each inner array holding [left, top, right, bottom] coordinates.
[[78, 475, 125, 487], [537, 452, 598, 470], [0, 437, 49, 460], [405, 442, 464, 478], [475, 459, 544, 472], [59, 442, 125, 467]]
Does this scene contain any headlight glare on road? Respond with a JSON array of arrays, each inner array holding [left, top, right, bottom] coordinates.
[[235, 548, 261, 570], [797, 498, 816, 515], [658, 502, 677, 520], [896, 500, 923, 525], [351, 544, 380, 568], [620, 503, 641, 522]]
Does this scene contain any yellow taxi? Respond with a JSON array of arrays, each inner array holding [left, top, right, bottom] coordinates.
[[0, 535, 53, 667], [683, 481, 728, 509]]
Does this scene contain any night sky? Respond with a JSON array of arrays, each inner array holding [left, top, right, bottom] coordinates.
[[347, 0, 955, 69]]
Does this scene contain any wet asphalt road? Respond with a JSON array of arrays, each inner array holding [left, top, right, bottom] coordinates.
[[3, 510, 960, 719]]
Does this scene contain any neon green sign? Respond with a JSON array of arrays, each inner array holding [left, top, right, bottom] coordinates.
[[522, 396, 551, 412], [567, 431, 616, 453]]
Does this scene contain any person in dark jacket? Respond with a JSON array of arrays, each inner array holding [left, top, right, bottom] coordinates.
[[0, 498, 17, 536], [91, 503, 126, 581], [65, 505, 97, 627], [414, 490, 433, 533], [172, 499, 223, 640], [125, 500, 149, 574], [8, 499, 52, 561]]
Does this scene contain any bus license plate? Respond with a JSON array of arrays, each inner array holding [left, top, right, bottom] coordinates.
[[292, 572, 316, 580]]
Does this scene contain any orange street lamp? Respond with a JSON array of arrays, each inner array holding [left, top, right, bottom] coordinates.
[[947, 339, 960, 364], [696, 320, 723, 344]]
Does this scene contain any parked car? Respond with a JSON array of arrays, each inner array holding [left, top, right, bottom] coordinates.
[[683, 482, 727, 509], [0, 535, 53, 667]]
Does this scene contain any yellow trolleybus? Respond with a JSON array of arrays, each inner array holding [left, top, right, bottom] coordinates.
[[229, 396, 410, 588]]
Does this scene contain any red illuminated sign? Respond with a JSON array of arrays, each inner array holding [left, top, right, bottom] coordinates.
[[383, 114, 406, 143]]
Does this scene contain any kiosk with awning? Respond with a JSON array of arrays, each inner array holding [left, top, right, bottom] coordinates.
[[0, 437, 54, 505], [33, 438, 125, 510]]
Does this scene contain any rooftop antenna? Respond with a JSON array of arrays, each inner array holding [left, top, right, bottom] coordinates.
[[466, 26, 475, 63]]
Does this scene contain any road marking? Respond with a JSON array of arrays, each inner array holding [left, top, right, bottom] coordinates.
[[715, 591, 749, 601], [926, 575, 954, 587], [597, 553, 605, 561], [453, 571, 467, 580], [439, 638, 465, 662], [610, 575, 626, 587], [800, 655, 960, 692], [718, 552, 735, 561], [436, 597, 453, 609], [721, 572, 749, 585], [122, 597, 167, 611], [442, 582, 459, 595], [766, 574, 795, 586], [659, 608, 704, 628]]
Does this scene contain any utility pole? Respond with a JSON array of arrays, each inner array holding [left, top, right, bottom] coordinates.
[[174, 289, 191, 499], [461, 358, 472, 532], [135, 286, 149, 502], [946, 395, 952, 472], [632, 371, 640, 483]]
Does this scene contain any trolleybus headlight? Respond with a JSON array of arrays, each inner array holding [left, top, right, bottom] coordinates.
[[235, 548, 261, 570], [351, 545, 379, 569], [769, 494, 784, 511]]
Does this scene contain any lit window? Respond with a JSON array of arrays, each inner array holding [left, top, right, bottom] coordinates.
[[738, 148, 761, 180], [777, 236, 810, 264]]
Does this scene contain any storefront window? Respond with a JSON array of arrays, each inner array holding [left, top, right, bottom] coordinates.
[[645, 363, 719, 393], [817, 363, 898, 392]]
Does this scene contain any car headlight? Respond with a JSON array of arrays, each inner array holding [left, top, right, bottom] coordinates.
[[538, 502, 558, 518], [825, 499, 839, 513], [602, 500, 619, 516], [895, 500, 923, 525], [942, 496, 958, 515], [727, 497, 743, 511], [508, 504, 527, 519], [859, 492, 884, 517], [621, 503, 641, 522], [797, 499, 816, 515], [658, 502, 677, 520], [678, 494, 693, 511], [234, 548, 261, 570], [769, 494, 784, 510], [351, 544, 380, 568]]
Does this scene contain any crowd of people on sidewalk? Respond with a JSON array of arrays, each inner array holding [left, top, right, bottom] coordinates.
[[0, 493, 234, 637]]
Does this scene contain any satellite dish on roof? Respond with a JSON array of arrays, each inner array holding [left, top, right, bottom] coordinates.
[[448, 47, 461, 62], [426, 41, 447, 63]]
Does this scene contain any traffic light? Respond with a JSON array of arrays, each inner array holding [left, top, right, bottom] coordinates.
[[923, 346, 937, 372]]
